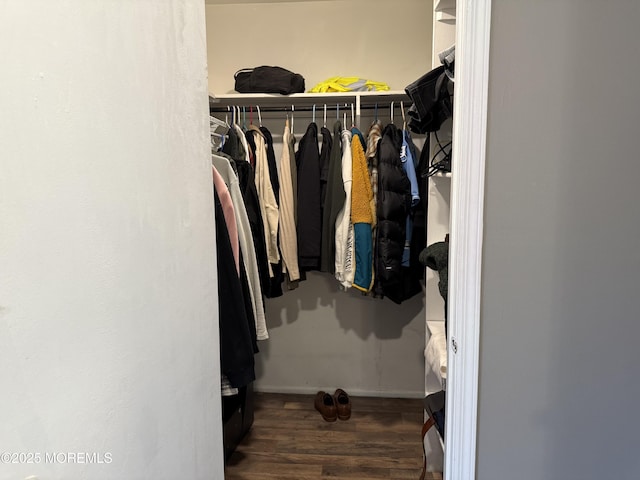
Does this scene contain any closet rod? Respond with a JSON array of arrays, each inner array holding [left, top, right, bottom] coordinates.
[[209, 103, 407, 113]]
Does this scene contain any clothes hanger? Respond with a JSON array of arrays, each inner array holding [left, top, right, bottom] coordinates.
[[323, 104, 327, 128], [291, 105, 295, 135], [390, 101, 395, 125], [257, 105, 262, 127], [235, 105, 242, 128], [210, 116, 227, 151], [312, 104, 316, 124], [350, 103, 355, 128], [247, 105, 261, 131], [210, 115, 227, 130]]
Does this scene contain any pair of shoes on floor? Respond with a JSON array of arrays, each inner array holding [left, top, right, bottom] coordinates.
[[314, 389, 351, 422]]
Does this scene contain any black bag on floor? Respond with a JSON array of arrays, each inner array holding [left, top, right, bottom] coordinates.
[[234, 66, 305, 95]]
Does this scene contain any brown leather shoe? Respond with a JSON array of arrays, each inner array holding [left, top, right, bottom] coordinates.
[[333, 388, 351, 420], [314, 391, 337, 422]]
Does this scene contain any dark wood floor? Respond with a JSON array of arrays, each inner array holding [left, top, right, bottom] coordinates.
[[224, 392, 443, 480]]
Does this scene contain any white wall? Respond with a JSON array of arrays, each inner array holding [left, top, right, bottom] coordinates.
[[257, 272, 426, 398], [0, 2, 223, 480], [478, 1, 640, 479], [206, 0, 433, 94]]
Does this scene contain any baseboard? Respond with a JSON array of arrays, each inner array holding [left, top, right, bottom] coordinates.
[[253, 384, 424, 399]]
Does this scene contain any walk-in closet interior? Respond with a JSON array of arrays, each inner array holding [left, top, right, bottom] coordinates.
[[205, 0, 456, 476]]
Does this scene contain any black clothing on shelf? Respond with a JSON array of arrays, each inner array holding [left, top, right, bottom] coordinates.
[[420, 239, 449, 328], [420, 240, 449, 305], [405, 65, 452, 134]]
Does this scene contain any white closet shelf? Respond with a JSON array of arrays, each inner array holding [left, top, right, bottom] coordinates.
[[436, 10, 456, 24], [434, 0, 456, 24], [434, 0, 455, 13], [430, 172, 453, 179], [210, 90, 410, 107]]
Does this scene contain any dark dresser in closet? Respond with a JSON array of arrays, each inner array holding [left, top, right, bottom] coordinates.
[[222, 383, 254, 460]]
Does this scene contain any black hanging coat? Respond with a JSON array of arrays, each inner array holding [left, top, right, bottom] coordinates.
[[374, 123, 412, 304], [319, 125, 333, 208], [235, 161, 272, 298], [295, 122, 322, 270], [320, 121, 344, 273]]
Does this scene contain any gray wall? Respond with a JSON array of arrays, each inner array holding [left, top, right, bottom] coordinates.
[[257, 271, 426, 398], [477, 1, 640, 479]]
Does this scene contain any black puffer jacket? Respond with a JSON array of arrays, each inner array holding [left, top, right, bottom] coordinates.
[[375, 124, 412, 303]]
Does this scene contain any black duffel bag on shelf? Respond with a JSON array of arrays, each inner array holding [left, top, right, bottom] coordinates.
[[234, 66, 305, 95]]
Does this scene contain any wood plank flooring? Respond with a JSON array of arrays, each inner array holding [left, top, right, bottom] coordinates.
[[224, 392, 443, 480]]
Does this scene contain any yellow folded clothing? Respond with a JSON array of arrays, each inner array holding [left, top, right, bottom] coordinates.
[[309, 76, 390, 93]]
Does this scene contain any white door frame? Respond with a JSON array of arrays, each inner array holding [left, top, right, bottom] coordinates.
[[444, 0, 492, 479]]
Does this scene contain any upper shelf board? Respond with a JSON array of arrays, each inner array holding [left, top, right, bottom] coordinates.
[[210, 90, 411, 107], [434, 0, 456, 12]]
